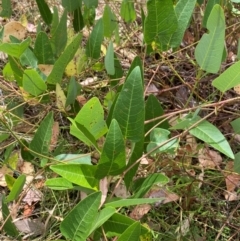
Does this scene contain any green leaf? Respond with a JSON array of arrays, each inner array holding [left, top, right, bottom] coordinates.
[[20, 48, 38, 68], [69, 118, 100, 150], [34, 31, 55, 64], [8, 56, 23, 85], [169, 0, 197, 48], [133, 173, 169, 198], [189, 120, 234, 159], [0, 0, 12, 18], [73, 97, 108, 140], [45, 177, 73, 190], [231, 118, 240, 134], [83, 0, 98, 8], [195, 4, 225, 73], [202, 0, 221, 28], [112, 67, 144, 142], [50, 164, 99, 191], [120, 0, 136, 23], [212, 60, 240, 92], [0, 37, 31, 58], [147, 128, 179, 155], [2, 195, 20, 238], [56, 83, 67, 111], [144, 0, 178, 50], [234, 152, 240, 174], [89, 207, 116, 234], [126, 56, 144, 84], [60, 192, 101, 241], [30, 112, 54, 156], [55, 153, 92, 164], [105, 198, 163, 208], [124, 137, 144, 189], [109, 54, 124, 86], [66, 77, 81, 106], [103, 5, 117, 38], [61, 0, 82, 12], [47, 33, 82, 84], [36, 0, 52, 25], [102, 213, 149, 237], [3, 63, 14, 81], [118, 222, 141, 241], [51, 9, 68, 56], [23, 69, 47, 96], [6, 175, 26, 202], [86, 18, 104, 59], [5, 174, 15, 190], [95, 119, 126, 179], [145, 94, 169, 138], [73, 7, 85, 32], [105, 41, 115, 75]]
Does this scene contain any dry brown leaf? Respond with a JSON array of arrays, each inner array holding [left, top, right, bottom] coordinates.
[[76, 95, 87, 106], [49, 121, 59, 152], [38, 64, 53, 76], [147, 187, 179, 206], [234, 85, 240, 95], [198, 148, 222, 169], [129, 204, 151, 220], [114, 183, 130, 198], [22, 188, 42, 205], [100, 177, 108, 206], [23, 204, 34, 217], [20, 162, 34, 175], [14, 218, 45, 237], [3, 21, 27, 42]]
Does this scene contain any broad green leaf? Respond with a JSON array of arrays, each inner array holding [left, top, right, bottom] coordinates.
[[61, 0, 82, 12], [112, 67, 144, 142], [189, 120, 234, 159], [147, 128, 179, 155], [5, 174, 15, 190], [66, 77, 81, 106], [47, 33, 82, 84], [133, 173, 169, 198], [109, 54, 123, 86], [51, 7, 59, 35], [231, 118, 240, 134], [0, 133, 10, 143], [126, 56, 144, 85], [50, 164, 99, 191], [69, 118, 100, 150], [0, 37, 30, 58], [73, 7, 85, 32], [23, 69, 47, 96], [145, 94, 169, 139], [0, 0, 12, 18], [212, 61, 240, 92], [3, 63, 14, 81], [45, 177, 73, 190], [34, 31, 55, 64], [169, 0, 197, 48], [120, 0, 136, 23], [55, 153, 92, 164], [20, 48, 38, 68], [6, 175, 26, 202], [105, 198, 163, 208], [118, 222, 141, 241], [86, 18, 104, 59], [51, 9, 67, 56], [202, 0, 221, 28], [2, 196, 19, 238], [89, 207, 116, 234], [83, 0, 98, 8], [234, 152, 240, 174], [103, 5, 117, 38], [8, 56, 23, 85], [60, 192, 101, 241], [144, 0, 178, 50], [105, 41, 115, 75], [95, 119, 126, 179], [102, 213, 149, 237], [36, 0, 52, 25], [73, 97, 108, 140], [195, 4, 225, 73], [30, 112, 54, 156]]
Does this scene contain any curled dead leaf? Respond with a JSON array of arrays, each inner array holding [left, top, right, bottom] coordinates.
[[3, 21, 27, 42], [198, 148, 222, 169]]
